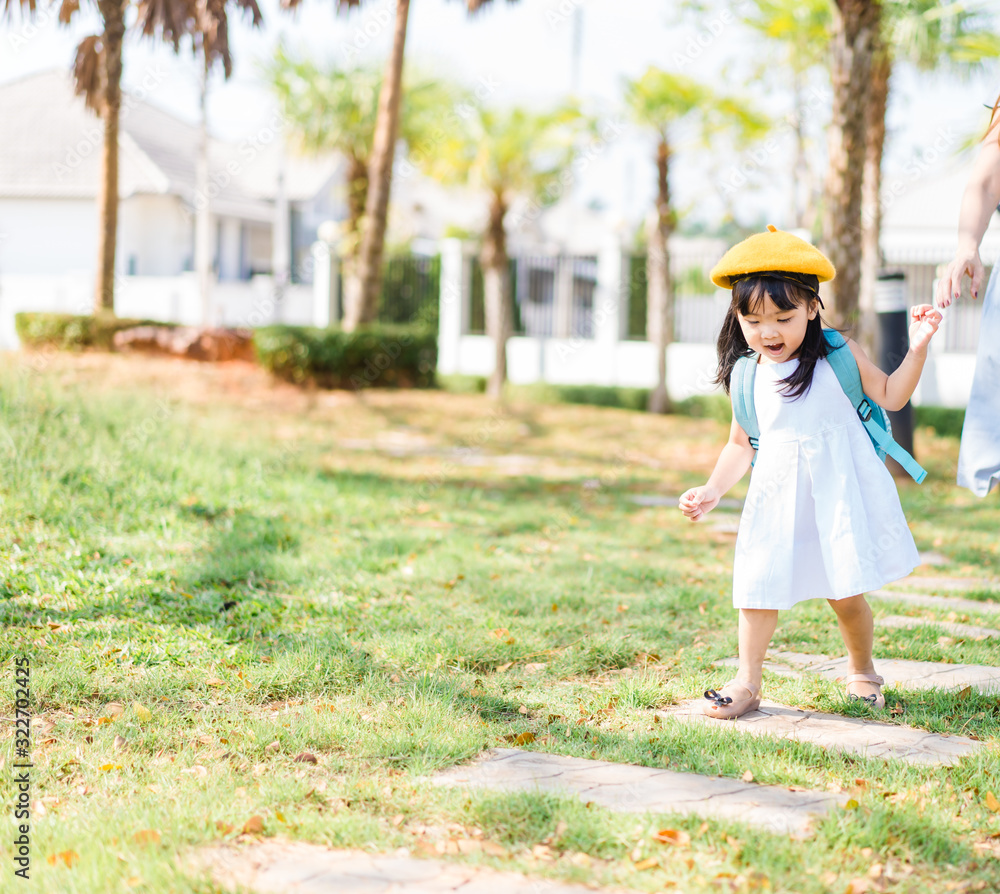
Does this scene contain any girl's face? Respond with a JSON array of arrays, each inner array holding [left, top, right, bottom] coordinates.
[[737, 292, 818, 364]]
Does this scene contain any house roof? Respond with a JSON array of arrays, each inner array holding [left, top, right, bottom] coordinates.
[[0, 69, 339, 221]]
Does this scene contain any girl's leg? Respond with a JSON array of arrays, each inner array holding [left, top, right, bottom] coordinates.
[[704, 608, 777, 718], [827, 593, 883, 705], [737, 608, 779, 691]]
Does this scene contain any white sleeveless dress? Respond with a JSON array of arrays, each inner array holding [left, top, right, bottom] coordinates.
[[732, 356, 919, 610]]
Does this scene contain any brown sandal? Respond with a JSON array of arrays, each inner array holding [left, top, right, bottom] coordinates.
[[845, 673, 885, 709], [702, 681, 762, 720]]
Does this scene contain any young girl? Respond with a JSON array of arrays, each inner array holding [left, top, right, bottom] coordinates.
[[679, 226, 943, 719]]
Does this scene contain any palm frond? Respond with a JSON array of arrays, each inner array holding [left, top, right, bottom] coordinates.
[[134, 0, 196, 51], [58, 0, 78, 24], [2, 0, 38, 16], [72, 34, 106, 114]]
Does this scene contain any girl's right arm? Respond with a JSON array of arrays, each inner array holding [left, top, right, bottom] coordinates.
[[936, 118, 1000, 307], [678, 416, 755, 521]]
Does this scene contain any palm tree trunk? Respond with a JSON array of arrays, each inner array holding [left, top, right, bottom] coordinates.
[[822, 0, 880, 332], [346, 0, 410, 331], [647, 137, 674, 415], [94, 0, 126, 315], [340, 154, 369, 312], [482, 194, 510, 400], [859, 43, 890, 355], [792, 68, 810, 230]]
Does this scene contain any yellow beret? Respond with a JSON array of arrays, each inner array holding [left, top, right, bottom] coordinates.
[[710, 225, 836, 289]]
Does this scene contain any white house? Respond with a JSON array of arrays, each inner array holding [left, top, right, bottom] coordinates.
[[0, 69, 343, 343]]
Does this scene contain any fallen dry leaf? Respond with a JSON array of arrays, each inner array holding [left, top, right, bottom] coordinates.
[[47, 850, 79, 867], [633, 857, 658, 871], [215, 821, 234, 834], [503, 731, 536, 746], [241, 815, 264, 835], [653, 828, 691, 847], [132, 703, 152, 722], [113, 735, 127, 751], [104, 703, 124, 718], [742, 770, 754, 783], [182, 765, 208, 779], [265, 741, 280, 754], [985, 791, 1000, 813], [132, 829, 161, 846], [293, 752, 319, 764]]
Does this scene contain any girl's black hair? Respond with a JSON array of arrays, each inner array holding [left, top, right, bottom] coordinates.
[[715, 271, 827, 400]]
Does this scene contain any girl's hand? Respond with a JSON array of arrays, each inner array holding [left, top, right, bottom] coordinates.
[[935, 248, 983, 308], [679, 486, 720, 521], [908, 304, 943, 354]]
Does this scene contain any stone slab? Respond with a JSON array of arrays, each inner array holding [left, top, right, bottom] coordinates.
[[886, 576, 1000, 593], [880, 615, 1000, 640], [659, 700, 981, 766], [871, 590, 1000, 615], [431, 748, 845, 836], [917, 552, 948, 567], [765, 651, 1000, 695], [194, 840, 621, 894]]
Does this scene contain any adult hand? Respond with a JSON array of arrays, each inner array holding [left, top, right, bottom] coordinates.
[[678, 486, 720, 522], [908, 304, 943, 354], [935, 246, 984, 308]]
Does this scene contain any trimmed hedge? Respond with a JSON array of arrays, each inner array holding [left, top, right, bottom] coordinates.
[[15, 313, 179, 351], [253, 323, 437, 389]]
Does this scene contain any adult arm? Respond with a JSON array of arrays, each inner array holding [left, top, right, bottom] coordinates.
[[936, 118, 1000, 307], [678, 415, 755, 521], [847, 304, 943, 411]]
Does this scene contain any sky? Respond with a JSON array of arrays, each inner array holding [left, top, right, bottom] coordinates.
[[2, 0, 999, 232]]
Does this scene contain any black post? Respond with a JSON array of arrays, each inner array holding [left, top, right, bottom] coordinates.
[[874, 270, 914, 477]]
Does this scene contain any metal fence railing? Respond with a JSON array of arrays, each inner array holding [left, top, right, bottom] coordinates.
[[367, 248, 983, 353], [330, 254, 441, 328], [467, 255, 597, 338], [626, 252, 727, 344], [889, 254, 984, 354], [379, 254, 441, 328]]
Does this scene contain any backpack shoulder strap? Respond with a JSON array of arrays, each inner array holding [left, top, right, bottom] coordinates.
[[730, 355, 760, 453], [821, 329, 928, 484], [822, 329, 866, 406]]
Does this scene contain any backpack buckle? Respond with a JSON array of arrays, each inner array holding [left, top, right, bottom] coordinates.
[[857, 400, 873, 421]]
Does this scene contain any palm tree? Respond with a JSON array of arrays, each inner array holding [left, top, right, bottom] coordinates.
[[419, 105, 583, 398], [9, 0, 263, 316], [623, 68, 769, 414], [282, 0, 519, 331], [822, 0, 882, 332], [739, 0, 830, 230], [860, 1, 1000, 337], [266, 48, 453, 309]]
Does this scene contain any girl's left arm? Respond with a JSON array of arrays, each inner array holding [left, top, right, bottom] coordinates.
[[847, 305, 944, 411]]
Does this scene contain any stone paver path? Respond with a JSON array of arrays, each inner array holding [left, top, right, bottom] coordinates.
[[660, 700, 981, 766], [880, 614, 1000, 639], [195, 840, 624, 894], [871, 589, 1000, 615], [431, 748, 846, 836], [761, 651, 1000, 695], [885, 575, 1000, 593]]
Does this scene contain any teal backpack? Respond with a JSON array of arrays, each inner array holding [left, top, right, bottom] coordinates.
[[731, 329, 927, 483]]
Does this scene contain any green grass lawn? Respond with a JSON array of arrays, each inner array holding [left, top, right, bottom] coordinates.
[[1, 352, 999, 894]]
